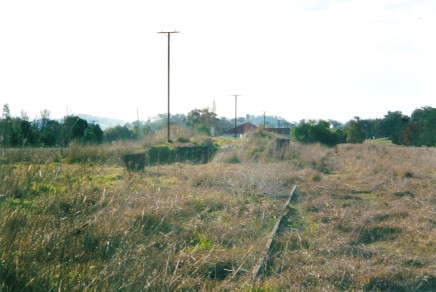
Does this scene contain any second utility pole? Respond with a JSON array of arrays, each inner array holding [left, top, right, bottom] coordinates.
[[158, 31, 179, 142], [262, 111, 267, 128], [231, 94, 242, 138]]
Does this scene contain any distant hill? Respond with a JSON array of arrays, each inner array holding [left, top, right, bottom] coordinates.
[[77, 114, 126, 130]]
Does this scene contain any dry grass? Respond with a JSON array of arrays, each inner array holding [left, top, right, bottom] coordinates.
[[290, 144, 436, 291], [1, 137, 435, 290]]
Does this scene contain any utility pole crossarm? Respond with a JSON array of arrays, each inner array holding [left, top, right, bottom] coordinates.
[[158, 31, 180, 35]]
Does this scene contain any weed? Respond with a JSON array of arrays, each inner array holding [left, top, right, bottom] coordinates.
[[338, 245, 374, 259], [225, 155, 241, 164], [134, 214, 173, 235], [403, 170, 414, 178], [394, 190, 415, 198], [207, 261, 234, 280], [355, 226, 402, 244], [362, 274, 407, 291]]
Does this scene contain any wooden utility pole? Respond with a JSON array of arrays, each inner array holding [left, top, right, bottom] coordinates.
[[262, 111, 267, 128], [231, 94, 242, 138], [158, 31, 179, 142], [137, 108, 140, 141]]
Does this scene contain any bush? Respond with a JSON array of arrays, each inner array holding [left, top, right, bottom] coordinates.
[[292, 120, 341, 146]]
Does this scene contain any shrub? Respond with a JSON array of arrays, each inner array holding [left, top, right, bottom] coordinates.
[[292, 120, 341, 146]]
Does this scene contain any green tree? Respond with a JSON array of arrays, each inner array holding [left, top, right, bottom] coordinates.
[[292, 120, 341, 146], [214, 117, 234, 137], [380, 111, 409, 144], [407, 107, 436, 146], [359, 119, 381, 140], [0, 106, 39, 146], [10, 117, 35, 146], [345, 117, 365, 144], [60, 116, 88, 146], [83, 124, 103, 144], [0, 104, 12, 146], [104, 125, 133, 142], [186, 108, 217, 135], [38, 119, 61, 146]]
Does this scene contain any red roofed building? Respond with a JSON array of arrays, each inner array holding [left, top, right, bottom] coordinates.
[[223, 123, 291, 139], [223, 122, 258, 137]]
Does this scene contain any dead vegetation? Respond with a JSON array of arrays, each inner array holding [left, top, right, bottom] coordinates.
[[1, 133, 435, 290]]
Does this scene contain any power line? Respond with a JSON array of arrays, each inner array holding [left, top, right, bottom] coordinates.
[[158, 31, 180, 142]]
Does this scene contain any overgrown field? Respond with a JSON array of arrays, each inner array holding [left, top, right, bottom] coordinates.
[[1, 134, 435, 291]]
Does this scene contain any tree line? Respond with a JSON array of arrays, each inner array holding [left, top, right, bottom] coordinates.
[[0, 105, 238, 147], [0, 104, 104, 147], [292, 106, 436, 147], [2, 103, 436, 147], [345, 106, 436, 146]]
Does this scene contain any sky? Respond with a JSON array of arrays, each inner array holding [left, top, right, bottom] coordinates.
[[1, 0, 436, 124]]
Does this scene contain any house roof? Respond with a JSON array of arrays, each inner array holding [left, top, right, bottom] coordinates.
[[224, 122, 258, 135]]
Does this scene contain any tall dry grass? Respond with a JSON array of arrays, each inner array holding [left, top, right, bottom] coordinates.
[[290, 143, 436, 290], [1, 137, 435, 290]]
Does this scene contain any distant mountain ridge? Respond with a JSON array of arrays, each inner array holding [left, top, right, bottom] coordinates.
[[77, 114, 126, 130]]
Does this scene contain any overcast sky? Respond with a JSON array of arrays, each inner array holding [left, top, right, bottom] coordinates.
[[1, 0, 435, 123]]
